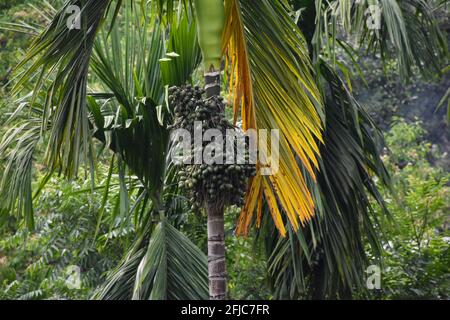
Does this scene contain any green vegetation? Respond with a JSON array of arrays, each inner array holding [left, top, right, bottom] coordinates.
[[376, 120, 449, 299], [0, 0, 448, 300], [0, 177, 130, 299]]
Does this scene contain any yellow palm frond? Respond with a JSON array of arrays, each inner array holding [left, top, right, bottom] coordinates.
[[223, 0, 324, 236]]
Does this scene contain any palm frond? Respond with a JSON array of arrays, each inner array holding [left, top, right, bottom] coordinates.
[[12, 0, 119, 178], [312, 0, 448, 80], [90, 2, 201, 196], [93, 238, 147, 300], [161, 10, 202, 86], [133, 218, 208, 300], [261, 60, 390, 299], [94, 218, 208, 300], [379, 0, 447, 78], [223, 0, 324, 236], [0, 109, 42, 229]]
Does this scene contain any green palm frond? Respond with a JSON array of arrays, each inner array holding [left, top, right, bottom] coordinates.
[[92, 232, 147, 300], [160, 11, 202, 86], [92, 1, 165, 111], [12, 0, 119, 178], [90, 2, 200, 195], [94, 218, 208, 300], [0, 108, 42, 229], [311, 0, 448, 80], [261, 60, 390, 299], [90, 17, 168, 195], [1, 1, 201, 228], [133, 218, 208, 300], [375, 0, 447, 79]]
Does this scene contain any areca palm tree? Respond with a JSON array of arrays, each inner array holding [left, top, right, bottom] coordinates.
[[0, 0, 447, 299]]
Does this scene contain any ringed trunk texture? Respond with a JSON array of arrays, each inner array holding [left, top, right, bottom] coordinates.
[[206, 202, 226, 300], [205, 70, 226, 300], [205, 70, 221, 98]]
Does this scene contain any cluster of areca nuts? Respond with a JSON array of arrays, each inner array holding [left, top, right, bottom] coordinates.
[[168, 85, 257, 212]]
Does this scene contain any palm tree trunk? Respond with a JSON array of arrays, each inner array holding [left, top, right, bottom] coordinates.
[[205, 69, 227, 300], [194, 0, 226, 300], [206, 202, 226, 300]]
